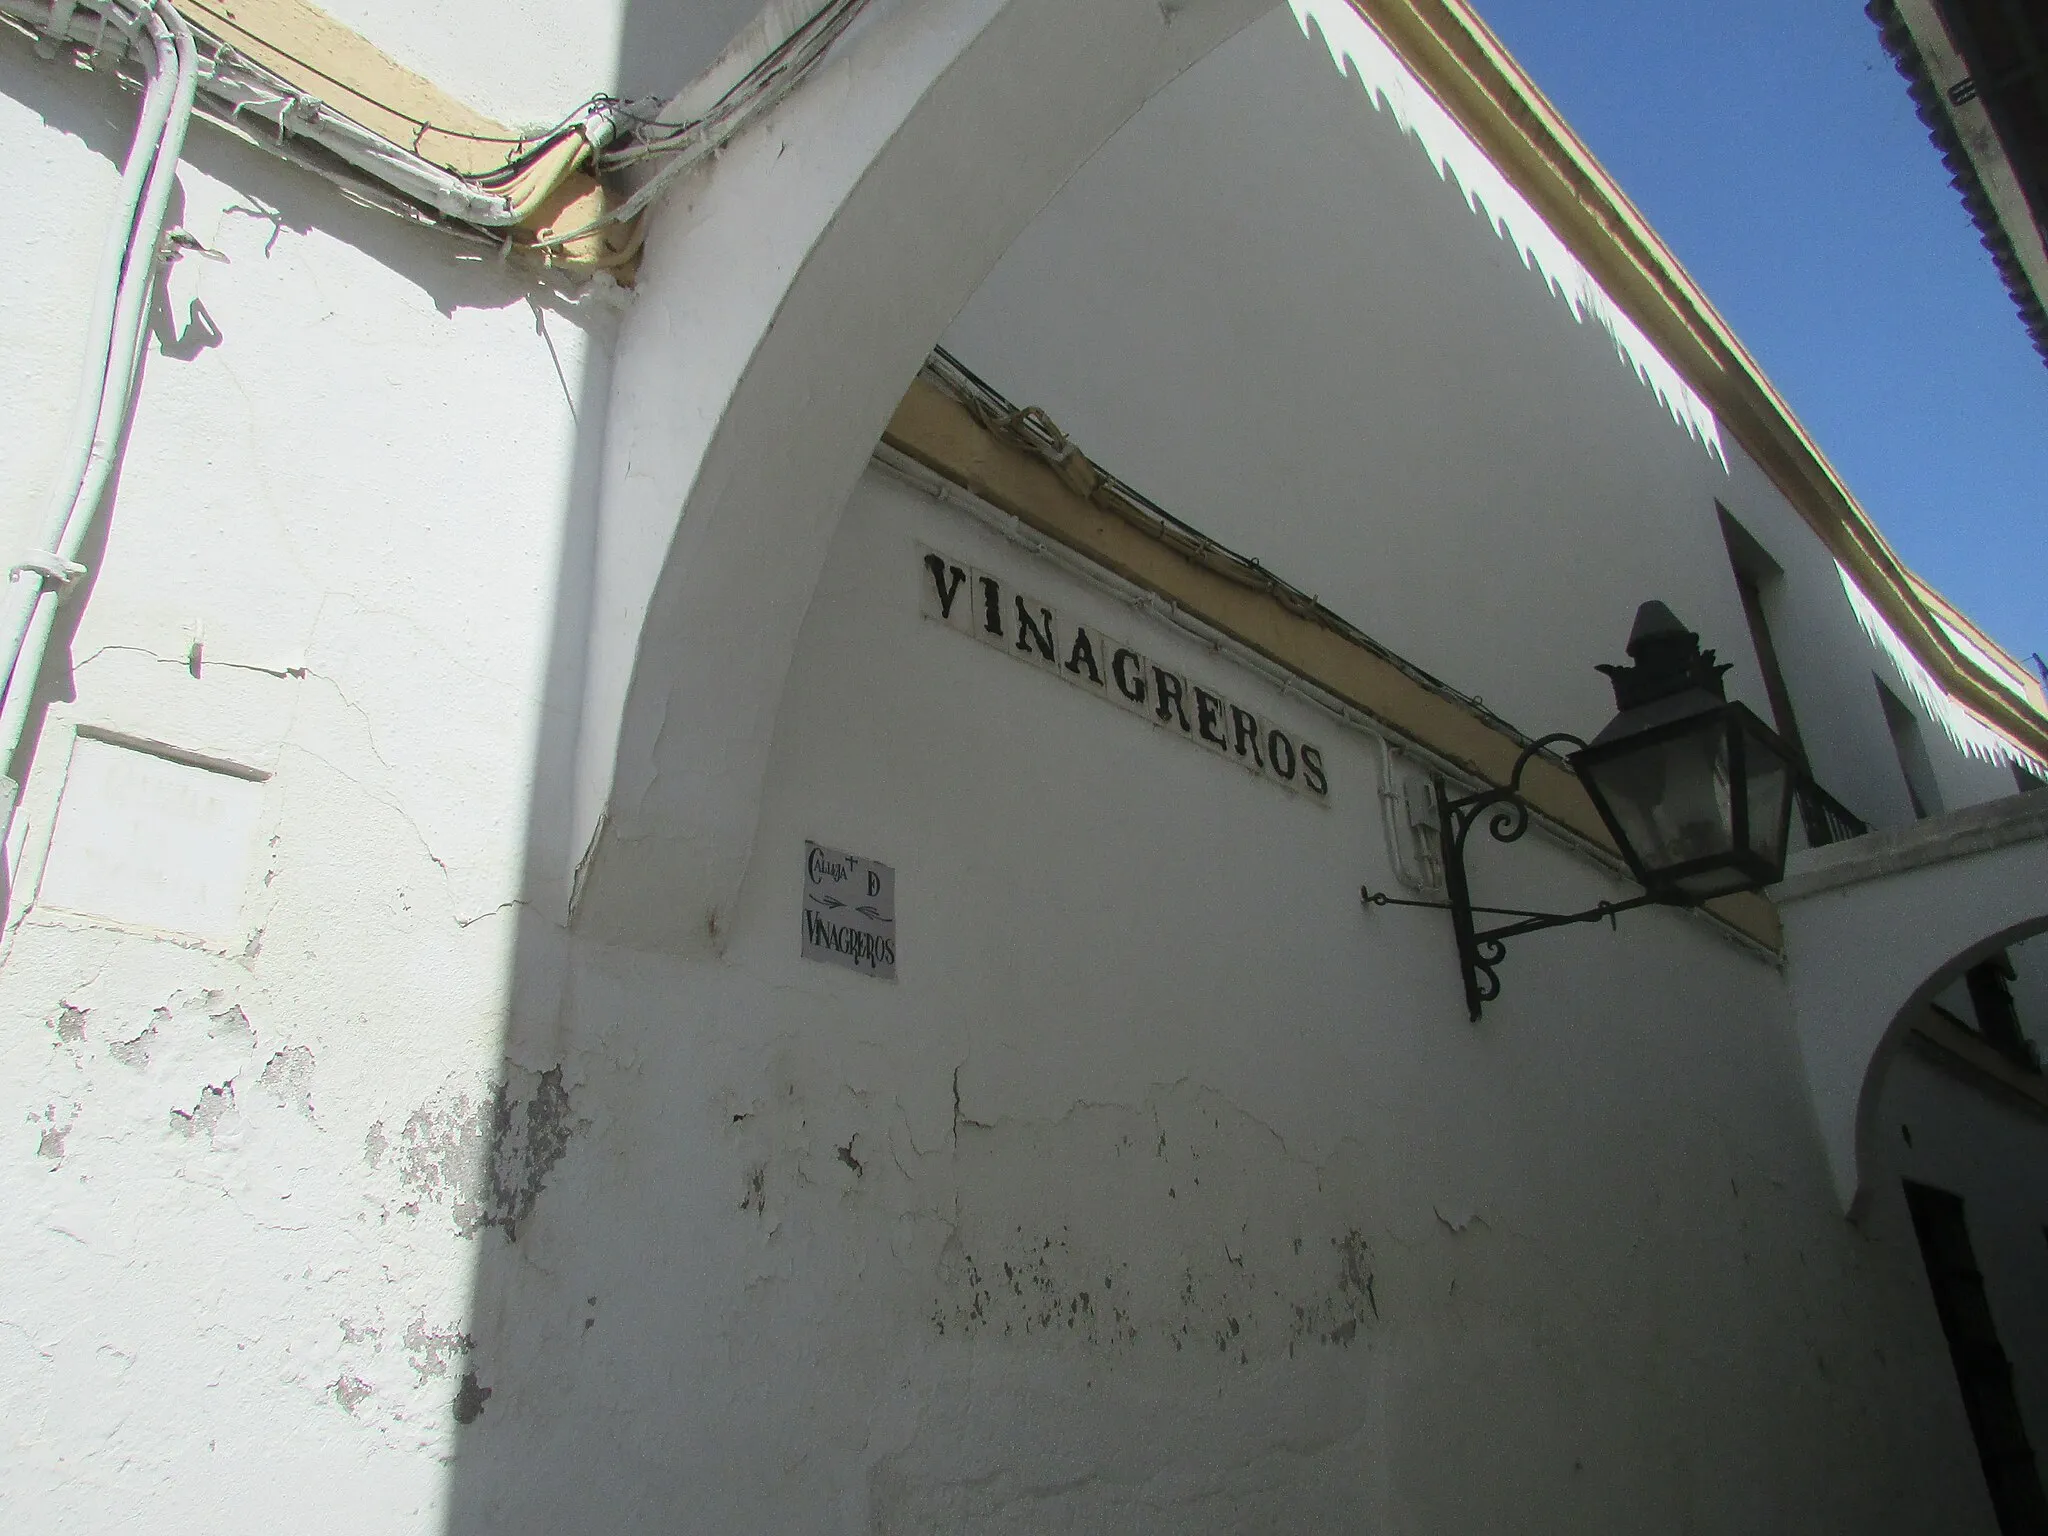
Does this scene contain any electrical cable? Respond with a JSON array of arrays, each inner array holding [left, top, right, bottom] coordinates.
[[600, 0, 856, 157], [0, 0, 871, 264], [0, 0, 870, 819], [529, 0, 872, 251], [0, 0, 199, 807], [0, 0, 873, 825], [181, 0, 598, 153], [9, 0, 175, 630], [916, 345, 1550, 757]]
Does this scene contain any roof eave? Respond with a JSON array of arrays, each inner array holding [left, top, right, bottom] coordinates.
[[1348, 0, 2048, 761]]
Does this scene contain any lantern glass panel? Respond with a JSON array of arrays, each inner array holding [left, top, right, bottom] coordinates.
[[1578, 715, 1734, 882], [1740, 723, 1793, 877]]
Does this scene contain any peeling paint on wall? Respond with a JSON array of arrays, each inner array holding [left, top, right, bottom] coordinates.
[[722, 1071, 1387, 1372], [49, 1003, 87, 1043], [168, 1082, 236, 1144], [332, 1373, 373, 1413], [33, 1102, 75, 1164], [402, 1316, 474, 1381], [371, 1064, 586, 1239], [108, 1019, 157, 1069], [258, 1045, 317, 1117], [0, 46, 620, 1515]]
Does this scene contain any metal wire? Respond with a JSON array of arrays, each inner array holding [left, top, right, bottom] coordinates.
[[3, 0, 874, 263], [918, 345, 1554, 760]]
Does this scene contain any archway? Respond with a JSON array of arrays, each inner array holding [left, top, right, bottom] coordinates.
[[566, 0, 1273, 955], [1777, 793, 2048, 1216]]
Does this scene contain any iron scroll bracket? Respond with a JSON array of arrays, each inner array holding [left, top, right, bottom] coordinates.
[[1361, 732, 1664, 1022]]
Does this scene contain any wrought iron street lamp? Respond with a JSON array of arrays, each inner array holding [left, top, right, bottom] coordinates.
[[1364, 602, 1796, 1021], [1574, 600, 1797, 902]]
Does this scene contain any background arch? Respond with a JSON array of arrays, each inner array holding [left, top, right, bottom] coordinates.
[[1778, 796, 2048, 1216]]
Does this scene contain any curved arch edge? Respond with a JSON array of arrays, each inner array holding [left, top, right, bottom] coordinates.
[[1778, 797, 2048, 1217], [564, 0, 1274, 956]]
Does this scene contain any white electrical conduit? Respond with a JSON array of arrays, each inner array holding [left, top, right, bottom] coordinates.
[[0, 0, 198, 811], [0, 0, 864, 827]]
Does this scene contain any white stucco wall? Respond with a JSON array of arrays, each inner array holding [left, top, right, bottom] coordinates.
[[1877, 1047, 2048, 1480], [939, 4, 2022, 832], [0, 32, 606, 1527], [1931, 929, 2048, 1057], [1, 0, 2041, 1528], [2014, 933, 2048, 1053], [312, 0, 765, 123], [435, 465, 1987, 1530]]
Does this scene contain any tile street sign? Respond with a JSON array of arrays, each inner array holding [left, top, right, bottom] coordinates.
[[802, 841, 897, 979]]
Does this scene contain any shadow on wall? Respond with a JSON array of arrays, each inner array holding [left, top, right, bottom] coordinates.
[[1860, 912, 2048, 1204], [432, 2, 1391, 1527], [0, 40, 585, 324], [426, 1, 1790, 1529], [1285, 0, 1726, 466], [0, 0, 786, 875], [613, 0, 774, 102], [0, 39, 620, 943]]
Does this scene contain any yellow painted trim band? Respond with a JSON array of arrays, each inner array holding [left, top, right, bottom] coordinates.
[[186, 0, 514, 175], [884, 377, 1783, 953], [181, 0, 630, 270]]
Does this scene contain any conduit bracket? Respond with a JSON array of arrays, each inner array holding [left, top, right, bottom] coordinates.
[[160, 227, 228, 263], [12, 553, 88, 595]]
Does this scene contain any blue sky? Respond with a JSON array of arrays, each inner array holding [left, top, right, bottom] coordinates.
[[1475, 0, 2046, 671]]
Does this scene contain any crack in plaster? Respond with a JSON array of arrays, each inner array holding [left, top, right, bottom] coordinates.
[[73, 641, 310, 684], [281, 743, 466, 906], [313, 590, 552, 711], [455, 900, 527, 929]]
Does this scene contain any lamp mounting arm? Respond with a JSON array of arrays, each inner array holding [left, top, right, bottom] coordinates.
[[1361, 732, 1667, 1022], [1366, 603, 1797, 1024]]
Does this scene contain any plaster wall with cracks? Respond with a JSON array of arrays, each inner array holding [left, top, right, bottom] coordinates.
[[430, 926, 1974, 1534], [0, 36, 614, 1523], [408, 464, 2000, 1532], [0, 914, 591, 1458], [3, 5, 2039, 1530]]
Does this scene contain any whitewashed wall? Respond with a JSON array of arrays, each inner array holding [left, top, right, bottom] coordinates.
[[940, 5, 2022, 832], [1878, 1048, 2048, 1476], [313, 0, 764, 121], [0, 36, 606, 1528], [2015, 936, 2048, 1054], [438, 466, 1988, 1530], [929, 14, 2048, 1509], [0, 0, 2041, 1529]]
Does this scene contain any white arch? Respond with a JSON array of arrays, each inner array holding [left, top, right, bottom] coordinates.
[[1777, 794, 2048, 1217], [567, 0, 1273, 954]]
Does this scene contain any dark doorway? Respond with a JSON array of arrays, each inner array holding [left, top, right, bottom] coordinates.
[[1904, 1180, 2048, 1534]]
